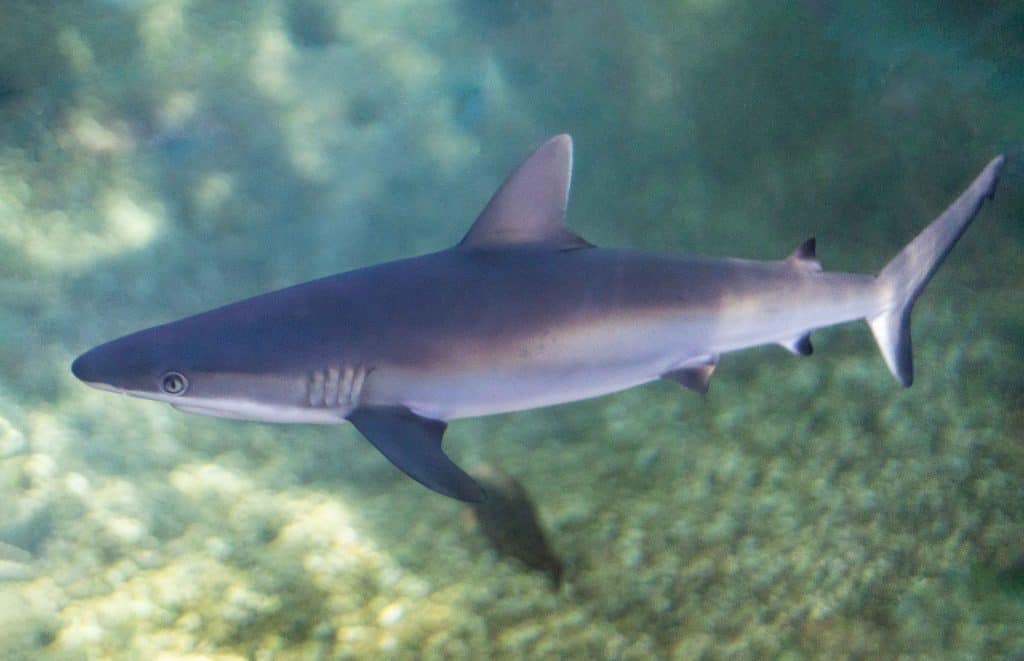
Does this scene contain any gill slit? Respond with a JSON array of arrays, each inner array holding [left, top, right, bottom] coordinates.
[[306, 364, 370, 409]]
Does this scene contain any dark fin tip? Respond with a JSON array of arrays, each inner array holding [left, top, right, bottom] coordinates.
[[787, 237, 822, 271]]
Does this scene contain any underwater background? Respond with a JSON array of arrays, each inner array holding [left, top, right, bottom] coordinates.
[[0, 1, 1022, 658]]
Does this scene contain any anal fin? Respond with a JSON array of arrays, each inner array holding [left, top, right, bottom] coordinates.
[[348, 407, 485, 502], [779, 333, 813, 356]]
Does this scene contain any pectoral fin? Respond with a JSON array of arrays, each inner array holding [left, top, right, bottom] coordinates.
[[348, 407, 485, 502]]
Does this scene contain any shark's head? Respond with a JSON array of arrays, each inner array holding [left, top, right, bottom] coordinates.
[[71, 312, 320, 422], [72, 323, 189, 398]]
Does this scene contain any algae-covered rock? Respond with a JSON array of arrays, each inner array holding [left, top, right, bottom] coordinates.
[[0, 590, 61, 659]]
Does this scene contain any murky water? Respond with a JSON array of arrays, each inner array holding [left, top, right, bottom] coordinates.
[[1, 1, 1021, 658]]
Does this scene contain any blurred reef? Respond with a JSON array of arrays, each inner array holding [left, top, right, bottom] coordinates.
[[0, 0, 1021, 658]]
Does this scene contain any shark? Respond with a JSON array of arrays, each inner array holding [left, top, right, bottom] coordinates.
[[71, 135, 1004, 501]]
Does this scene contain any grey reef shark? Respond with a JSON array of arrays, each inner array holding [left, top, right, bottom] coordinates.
[[72, 135, 1004, 502]]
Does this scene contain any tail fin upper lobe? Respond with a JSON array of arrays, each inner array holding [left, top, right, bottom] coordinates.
[[869, 155, 1005, 387]]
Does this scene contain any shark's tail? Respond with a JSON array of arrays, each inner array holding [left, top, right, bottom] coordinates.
[[868, 155, 1004, 386]]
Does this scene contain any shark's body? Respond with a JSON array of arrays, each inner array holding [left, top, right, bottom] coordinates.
[[72, 135, 1004, 501]]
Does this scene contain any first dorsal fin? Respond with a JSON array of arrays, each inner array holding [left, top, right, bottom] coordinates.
[[458, 134, 592, 250]]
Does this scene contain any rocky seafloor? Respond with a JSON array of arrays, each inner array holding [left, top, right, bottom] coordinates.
[[0, 1, 1021, 658]]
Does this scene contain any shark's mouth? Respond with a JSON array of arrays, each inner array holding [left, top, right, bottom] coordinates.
[[81, 381, 126, 395], [169, 400, 346, 425], [170, 402, 257, 420]]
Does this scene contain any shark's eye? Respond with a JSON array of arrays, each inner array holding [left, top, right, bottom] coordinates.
[[161, 372, 188, 395]]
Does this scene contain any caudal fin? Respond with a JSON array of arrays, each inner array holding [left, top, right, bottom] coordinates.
[[869, 155, 1004, 387]]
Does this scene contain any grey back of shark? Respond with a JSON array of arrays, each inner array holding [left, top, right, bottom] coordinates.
[[72, 135, 1004, 502]]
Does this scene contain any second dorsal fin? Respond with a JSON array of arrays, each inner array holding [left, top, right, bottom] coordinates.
[[458, 134, 592, 250], [787, 237, 821, 271]]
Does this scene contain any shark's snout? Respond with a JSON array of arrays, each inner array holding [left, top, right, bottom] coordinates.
[[71, 347, 102, 384], [71, 346, 134, 395], [71, 342, 129, 390]]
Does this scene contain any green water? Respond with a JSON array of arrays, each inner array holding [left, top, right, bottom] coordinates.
[[1, 1, 1021, 658]]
